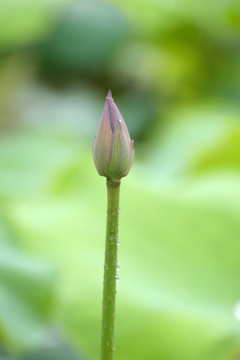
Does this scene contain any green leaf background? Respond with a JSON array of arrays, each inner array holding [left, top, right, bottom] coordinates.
[[0, 0, 240, 359], [0, 104, 240, 359]]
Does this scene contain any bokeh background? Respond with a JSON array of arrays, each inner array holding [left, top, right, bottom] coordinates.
[[0, 0, 240, 359]]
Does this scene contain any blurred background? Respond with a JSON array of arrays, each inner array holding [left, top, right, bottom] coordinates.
[[0, 0, 240, 359]]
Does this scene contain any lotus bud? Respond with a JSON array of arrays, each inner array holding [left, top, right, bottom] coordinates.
[[93, 90, 134, 180]]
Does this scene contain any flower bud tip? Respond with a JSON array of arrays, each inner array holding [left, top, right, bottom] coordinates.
[[107, 89, 112, 99]]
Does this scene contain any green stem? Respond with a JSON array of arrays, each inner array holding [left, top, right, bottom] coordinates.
[[100, 179, 121, 360]]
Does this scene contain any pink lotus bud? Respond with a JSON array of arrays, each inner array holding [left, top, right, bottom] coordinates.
[[93, 90, 134, 180]]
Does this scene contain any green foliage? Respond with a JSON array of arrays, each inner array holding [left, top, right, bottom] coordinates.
[[0, 110, 239, 359], [0, 208, 54, 354], [0, 0, 240, 359]]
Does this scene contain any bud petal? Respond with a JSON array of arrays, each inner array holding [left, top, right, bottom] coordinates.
[[122, 139, 135, 178], [107, 119, 131, 180], [93, 90, 134, 180], [93, 97, 112, 176]]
